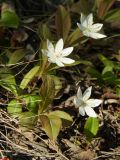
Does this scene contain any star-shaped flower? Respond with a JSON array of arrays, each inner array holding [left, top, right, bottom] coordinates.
[[74, 86, 102, 117], [77, 13, 107, 39], [42, 39, 75, 67]]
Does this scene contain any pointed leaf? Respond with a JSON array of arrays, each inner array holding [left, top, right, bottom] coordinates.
[[40, 114, 62, 140], [50, 60, 92, 70], [49, 110, 73, 121], [55, 5, 71, 41], [104, 9, 120, 22], [7, 99, 22, 117], [21, 95, 42, 113], [19, 111, 37, 129], [0, 11, 19, 28], [98, 54, 114, 74], [52, 75, 62, 96], [20, 66, 40, 89], [66, 28, 83, 46], [39, 74, 55, 113], [0, 68, 18, 95], [8, 49, 25, 64], [97, 0, 116, 19], [84, 117, 99, 140], [38, 23, 52, 40]]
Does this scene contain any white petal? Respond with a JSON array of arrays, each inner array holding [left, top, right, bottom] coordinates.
[[74, 97, 80, 107], [79, 107, 85, 116], [47, 40, 54, 52], [84, 107, 97, 117], [80, 13, 86, 24], [80, 13, 88, 27], [55, 39, 64, 53], [86, 99, 103, 108], [55, 59, 64, 67], [83, 86, 92, 101], [48, 57, 55, 63], [77, 87, 83, 99], [77, 23, 84, 31], [60, 57, 75, 64], [86, 13, 93, 26], [74, 97, 77, 105], [62, 47, 73, 56], [77, 22, 81, 28], [89, 32, 107, 39], [91, 23, 103, 32], [47, 51, 54, 57]]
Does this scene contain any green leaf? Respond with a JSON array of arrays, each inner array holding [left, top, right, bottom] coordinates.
[[39, 74, 56, 113], [20, 66, 40, 89], [8, 49, 25, 64], [21, 95, 42, 113], [50, 60, 92, 70], [104, 9, 120, 22], [55, 5, 71, 41], [114, 62, 120, 71], [98, 54, 114, 74], [66, 28, 83, 46], [102, 72, 120, 86], [0, 11, 19, 28], [19, 112, 37, 129], [52, 75, 62, 96], [87, 67, 102, 79], [38, 23, 52, 40], [102, 66, 113, 75], [97, 0, 116, 19], [84, 117, 99, 140], [7, 99, 22, 117], [40, 114, 62, 140], [98, 54, 113, 67], [0, 68, 18, 95], [49, 110, 73, 121]]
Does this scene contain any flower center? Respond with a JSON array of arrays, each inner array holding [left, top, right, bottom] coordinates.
[[84, 27, 91, 33], [55, 52, 61, 58], [80, 101, 86, 107]]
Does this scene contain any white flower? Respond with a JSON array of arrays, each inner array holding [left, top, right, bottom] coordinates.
[[74, 86, 102, 117], [42, 38, 75, 67], [77, 13, 107, 39]]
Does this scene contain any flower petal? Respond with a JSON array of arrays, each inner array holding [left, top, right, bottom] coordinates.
[[47, 40, 54, 52], [91, 23, 103, 32], [48, 57, 55, 63], [55, 39, 64, 53], [84, 106, 97, 117], [77, 87, 83, 99], [77, 22, 81, 29], [88, 32, 107, 39], [87, 99, 103, 108], [55, 59, 64, 67], [83, 86, 92, 101], [86, 13, 93, 26], [80, 13, 86, 24], [79, 107, 85, 116], [74, 97, 80, 107], [62, 47, 73, 56], [60, 57, 75, 64], [82, 30, 92, 37], [77, 23, 84, 31]]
